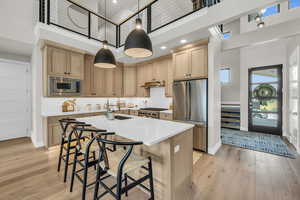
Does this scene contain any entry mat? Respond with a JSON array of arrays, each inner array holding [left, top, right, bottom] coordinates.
[[221, 128, 297, 159]]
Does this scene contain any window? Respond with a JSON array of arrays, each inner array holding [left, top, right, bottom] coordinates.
[[261, 5, 280, 18], [220, 68, 231, 84], [248, 4, 280, 22], [223, 32, 231, 39], [289, 0, 300, 9]]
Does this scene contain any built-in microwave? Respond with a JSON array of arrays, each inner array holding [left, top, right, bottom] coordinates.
[[49, 77, 81, 96]]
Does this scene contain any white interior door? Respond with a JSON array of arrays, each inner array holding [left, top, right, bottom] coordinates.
[[0, 59, 30, 141]]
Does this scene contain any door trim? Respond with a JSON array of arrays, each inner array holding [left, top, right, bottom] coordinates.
[[248, 64, 283, 136]]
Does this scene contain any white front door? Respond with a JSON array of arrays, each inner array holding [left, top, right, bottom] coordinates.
[[0, 59, 30, 141]]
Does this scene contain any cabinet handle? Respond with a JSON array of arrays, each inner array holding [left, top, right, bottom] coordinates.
[[64, 72, 67, 75]]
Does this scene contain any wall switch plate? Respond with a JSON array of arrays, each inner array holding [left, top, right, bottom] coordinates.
[[174, 145, 180, 153]]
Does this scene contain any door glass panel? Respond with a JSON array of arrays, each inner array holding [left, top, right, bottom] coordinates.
[[250, 83, 279, 98], [251, 98, 278, 112], [252, 113, 278, 127], [251, 68, 278, 83], [249, 66, 282, 134]]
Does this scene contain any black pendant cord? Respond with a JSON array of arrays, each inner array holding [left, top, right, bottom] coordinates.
[[104, 0, 107, 42], [137, 0, 140, 19]]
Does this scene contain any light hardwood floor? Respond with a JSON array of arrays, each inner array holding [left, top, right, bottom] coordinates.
[[0, 138, 300, 200]]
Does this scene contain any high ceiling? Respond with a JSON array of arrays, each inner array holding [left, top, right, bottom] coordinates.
[[97, 0, 194, 24]]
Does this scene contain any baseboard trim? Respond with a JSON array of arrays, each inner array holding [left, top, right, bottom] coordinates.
[[208, 140, 222, 155], [30, 135, 44, 148], [240, 127, 247, 131]]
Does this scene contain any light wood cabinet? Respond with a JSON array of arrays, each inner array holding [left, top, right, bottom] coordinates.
[[47, 46, 69, 77], [48, 122, 61, 147], [173, 45, 208, 80], [103, 69, 115, 96], [160, 112, 173, 120], [193, 124, 207, 152], [114, 65, 123, 97], [129, 109, 139, 116], [173, 50, 190, 80], [136, 64, 150, 97], [165, 57, 173, 97], [190, 46, 208, 78], [46, 46, 84, 79], [152, 58, 168, 81], [123, 64, 137, 97], [69, 51, 84, 79], [84, 56, 123, 97]]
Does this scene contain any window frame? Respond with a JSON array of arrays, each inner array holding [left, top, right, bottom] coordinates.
[[289, 0, 300, 9], [220, 67, 231, 85]]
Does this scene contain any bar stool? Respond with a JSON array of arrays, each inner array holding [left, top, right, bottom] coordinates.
[[57, 119, 92, 182], [69, 127, 111, 200], [93, 136, 155, 200]]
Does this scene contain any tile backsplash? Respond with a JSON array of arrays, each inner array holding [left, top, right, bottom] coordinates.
[[41, 87, 172, 114]]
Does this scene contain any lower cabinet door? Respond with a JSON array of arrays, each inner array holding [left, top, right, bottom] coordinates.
[[48, 123, 61, 147]]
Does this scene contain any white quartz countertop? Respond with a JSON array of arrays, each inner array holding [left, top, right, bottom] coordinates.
[[41, 108, 139, 117], [77, 115, 194, 146]]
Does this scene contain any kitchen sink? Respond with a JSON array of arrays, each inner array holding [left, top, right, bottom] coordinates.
[[114, 115, 132, 120]]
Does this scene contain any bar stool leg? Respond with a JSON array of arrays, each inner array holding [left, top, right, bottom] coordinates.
[[82, 154, 89, 200], [124, 173, 128, 197], [148, 157, 155, 200], [70, 149, 78, 192], [63, 141, 71, 182], [57, 137, 64, 172], [93, 165, 101, 200]]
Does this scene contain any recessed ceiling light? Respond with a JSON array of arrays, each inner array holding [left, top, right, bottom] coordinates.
[[112, 0, 117, 4], [180, 39, 187, 44], [161, 46, 167, 50]]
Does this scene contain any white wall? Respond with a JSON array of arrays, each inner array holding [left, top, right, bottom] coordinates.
[[0, 52, 31, 63], [240, 39, 288, 135], [220, 49, 240, 103], [208, 37, 222, 155], [0, 0, 35, 44], [240, 1, 300, 34]]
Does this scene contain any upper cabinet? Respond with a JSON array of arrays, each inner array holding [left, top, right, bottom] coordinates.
[[173, 45, 208, 80], [123, 64, 137, 97], [136, 64, 150, 97], [190, 45, 208, 79], [69, 51, 84, 79], [46, 45, 84, 80], [83, 56, 123, 97]]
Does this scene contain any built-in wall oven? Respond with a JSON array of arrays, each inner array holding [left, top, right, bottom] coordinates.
[[49, 77, 81, 96]]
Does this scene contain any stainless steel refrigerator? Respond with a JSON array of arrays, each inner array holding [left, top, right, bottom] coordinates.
[[173, 79, 208, 152]]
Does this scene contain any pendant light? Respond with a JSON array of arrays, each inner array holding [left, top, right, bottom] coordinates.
[[124, 0, 153, 58], [94, 0, 116, 68]]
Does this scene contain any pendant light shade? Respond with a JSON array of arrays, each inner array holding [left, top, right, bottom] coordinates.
[[124, 20, 153, 58], [94, 0, 116, 68], [94, 41, 117, 68], [124, 0, 153, 58]]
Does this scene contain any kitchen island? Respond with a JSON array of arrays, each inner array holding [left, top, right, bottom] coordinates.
[[77, 115, 194, 200]]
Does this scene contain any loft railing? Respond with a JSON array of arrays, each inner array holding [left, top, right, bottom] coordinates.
[[39, 0, 221, 48]]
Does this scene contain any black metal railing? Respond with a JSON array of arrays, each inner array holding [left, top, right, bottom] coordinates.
[[39, 0, 221, 48]]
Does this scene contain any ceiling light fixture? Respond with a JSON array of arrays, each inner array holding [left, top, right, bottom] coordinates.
[[112, 0, 117, 4], [124, 0, 153, 58], [180, 39, 187, 44], [255, 15, 262, 22], [94, 0, 116, 68], [257, 21, 265, 28], [161, 46, 167, 50]]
